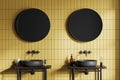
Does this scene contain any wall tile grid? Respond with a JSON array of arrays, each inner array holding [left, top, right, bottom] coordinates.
[[0, 0, 119, 80]]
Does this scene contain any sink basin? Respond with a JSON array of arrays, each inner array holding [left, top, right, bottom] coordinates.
[[75, 60, 97, 67], [18, 60, 43, 67]]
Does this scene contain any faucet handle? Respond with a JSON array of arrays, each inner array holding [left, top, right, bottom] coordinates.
[[27, 51, 31, 54], [88, 51, 91, 54], [79, 51, 83, 54], [36, 51, 40, 54]]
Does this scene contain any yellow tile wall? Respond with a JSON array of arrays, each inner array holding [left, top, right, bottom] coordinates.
[[0, 0, 119, 80]]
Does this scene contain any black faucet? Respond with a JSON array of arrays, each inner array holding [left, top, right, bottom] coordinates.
[[27, 50, 40, 56], [79, 50, 91, 56]]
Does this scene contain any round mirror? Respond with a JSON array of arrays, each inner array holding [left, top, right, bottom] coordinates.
[[15, 8, 50, 42], [67, 8, 103, 42]]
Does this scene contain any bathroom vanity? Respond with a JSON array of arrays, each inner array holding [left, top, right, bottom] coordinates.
[[68, 62, 106, 80], [14, 65, 51, 80]]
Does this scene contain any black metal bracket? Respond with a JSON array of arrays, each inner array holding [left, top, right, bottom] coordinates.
[[84, 68, 89, 75], [30, 69, 35, 75]]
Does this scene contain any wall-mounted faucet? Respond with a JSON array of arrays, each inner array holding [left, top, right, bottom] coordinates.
[[27, 50, 40, 56], [79, 50, 91, 56]]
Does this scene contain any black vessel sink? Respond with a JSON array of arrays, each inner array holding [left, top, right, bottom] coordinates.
[[75, 60, 97, 67], [18, 60, 43, 67]]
